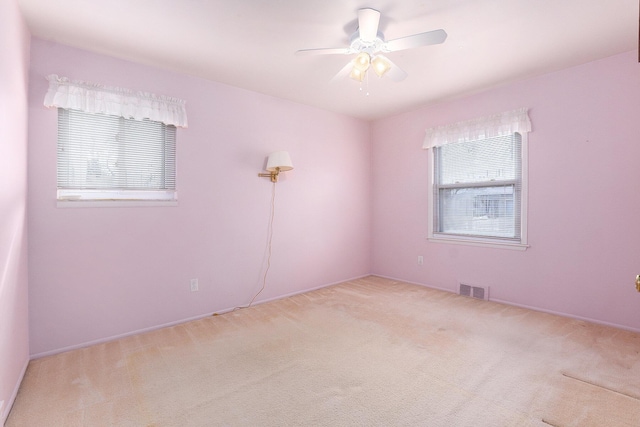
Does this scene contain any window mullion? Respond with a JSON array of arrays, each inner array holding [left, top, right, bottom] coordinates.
[[438, 179, 518, 191]]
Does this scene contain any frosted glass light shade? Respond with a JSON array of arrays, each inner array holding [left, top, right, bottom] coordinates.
[[353, 52, 371, 72], [266, 151, 293, 171], [371, 55, 392, 77], [349, 67, 366, 82]]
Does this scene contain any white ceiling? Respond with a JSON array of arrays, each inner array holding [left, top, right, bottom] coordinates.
[[17, 0, 639, 121]]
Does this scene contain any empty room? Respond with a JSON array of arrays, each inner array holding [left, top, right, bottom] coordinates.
[[2, 0, 640, 425]]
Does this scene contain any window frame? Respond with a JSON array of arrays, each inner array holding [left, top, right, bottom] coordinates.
[[56, 108, 178, 208], [427, 132, 529, 250]]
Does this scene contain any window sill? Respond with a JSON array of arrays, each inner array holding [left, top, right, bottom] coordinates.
[[57, 200, 178, 208], [427, 235, 529, 251]]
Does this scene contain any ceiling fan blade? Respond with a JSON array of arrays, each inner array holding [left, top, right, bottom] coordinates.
[[296, 47, 352, 56], [358, 8, 381, 42], [384, 58, 408, 82], [385, 29, 447, 52], [330, 61, 354, 83]]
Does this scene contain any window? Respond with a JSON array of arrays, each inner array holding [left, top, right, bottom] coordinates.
[[433, 133, 523, 242], [43, 74, 188, 205], [424, 108, 530, 249], [57, 109, 176, 202]]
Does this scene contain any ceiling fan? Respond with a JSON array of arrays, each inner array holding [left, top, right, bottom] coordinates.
[[296, 8, 447, 83]]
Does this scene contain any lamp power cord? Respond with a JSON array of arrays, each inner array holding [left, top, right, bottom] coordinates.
[[228, 181, 277, 312]]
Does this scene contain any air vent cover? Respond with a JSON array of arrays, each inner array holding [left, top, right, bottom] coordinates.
[[458, 282, 489, 301]]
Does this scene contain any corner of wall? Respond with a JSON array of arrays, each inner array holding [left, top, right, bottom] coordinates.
[[0, 0, 31, 424]]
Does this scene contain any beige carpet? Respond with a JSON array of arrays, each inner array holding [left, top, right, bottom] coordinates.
[[7, 276, 640, 426]]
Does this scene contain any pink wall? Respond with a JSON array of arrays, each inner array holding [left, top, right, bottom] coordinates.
[[371, 50, 640, 331], [0, 0, 30, 422], [26, 36, 640, 358], [28, 39, 371, 356]]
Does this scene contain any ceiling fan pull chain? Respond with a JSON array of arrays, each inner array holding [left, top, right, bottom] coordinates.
[[358, 70, 371, 96], [366, 71, 370, 96]]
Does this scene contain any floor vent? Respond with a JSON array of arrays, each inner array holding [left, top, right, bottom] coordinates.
[[458, 283, 489, 301]]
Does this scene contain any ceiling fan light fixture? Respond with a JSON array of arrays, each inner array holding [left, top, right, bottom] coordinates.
[[371, 55, 392, 77], [295, 8, 447, 85], [352, 52, 371, 72], [349, 66, 366, 82]]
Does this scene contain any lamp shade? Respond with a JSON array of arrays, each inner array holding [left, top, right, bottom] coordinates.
[[266, 151, 294, 172]]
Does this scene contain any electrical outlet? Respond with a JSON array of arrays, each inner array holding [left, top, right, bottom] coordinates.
[[418, 256, 424, 266], [190, 279, 199, 292]]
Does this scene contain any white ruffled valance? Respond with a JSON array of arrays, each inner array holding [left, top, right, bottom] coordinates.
[[422, 107, 531, 149], [44, 74, 188, 128]]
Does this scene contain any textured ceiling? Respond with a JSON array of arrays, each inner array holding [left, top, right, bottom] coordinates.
[[17, 0, 639, 120]]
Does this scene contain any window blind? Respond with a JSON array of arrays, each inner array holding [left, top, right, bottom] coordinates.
[[434, 133, 522, 240], [57, 109, 176, 201]]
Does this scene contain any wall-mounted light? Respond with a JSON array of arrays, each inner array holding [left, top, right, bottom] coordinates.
[[258, 151, 294, 182]]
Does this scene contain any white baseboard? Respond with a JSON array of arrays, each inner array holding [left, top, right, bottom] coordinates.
[[374, 274, 640, 334], [30, 274, 370, 360], [212, 274, 371, 315], [373, 273, 457, 294], [30, 311, 215, 359], [1, 358, 29, 425], [490, 297, 640, 334]]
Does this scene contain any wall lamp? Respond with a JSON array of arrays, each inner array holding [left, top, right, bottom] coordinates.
[[258, 151, 294, 182]]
